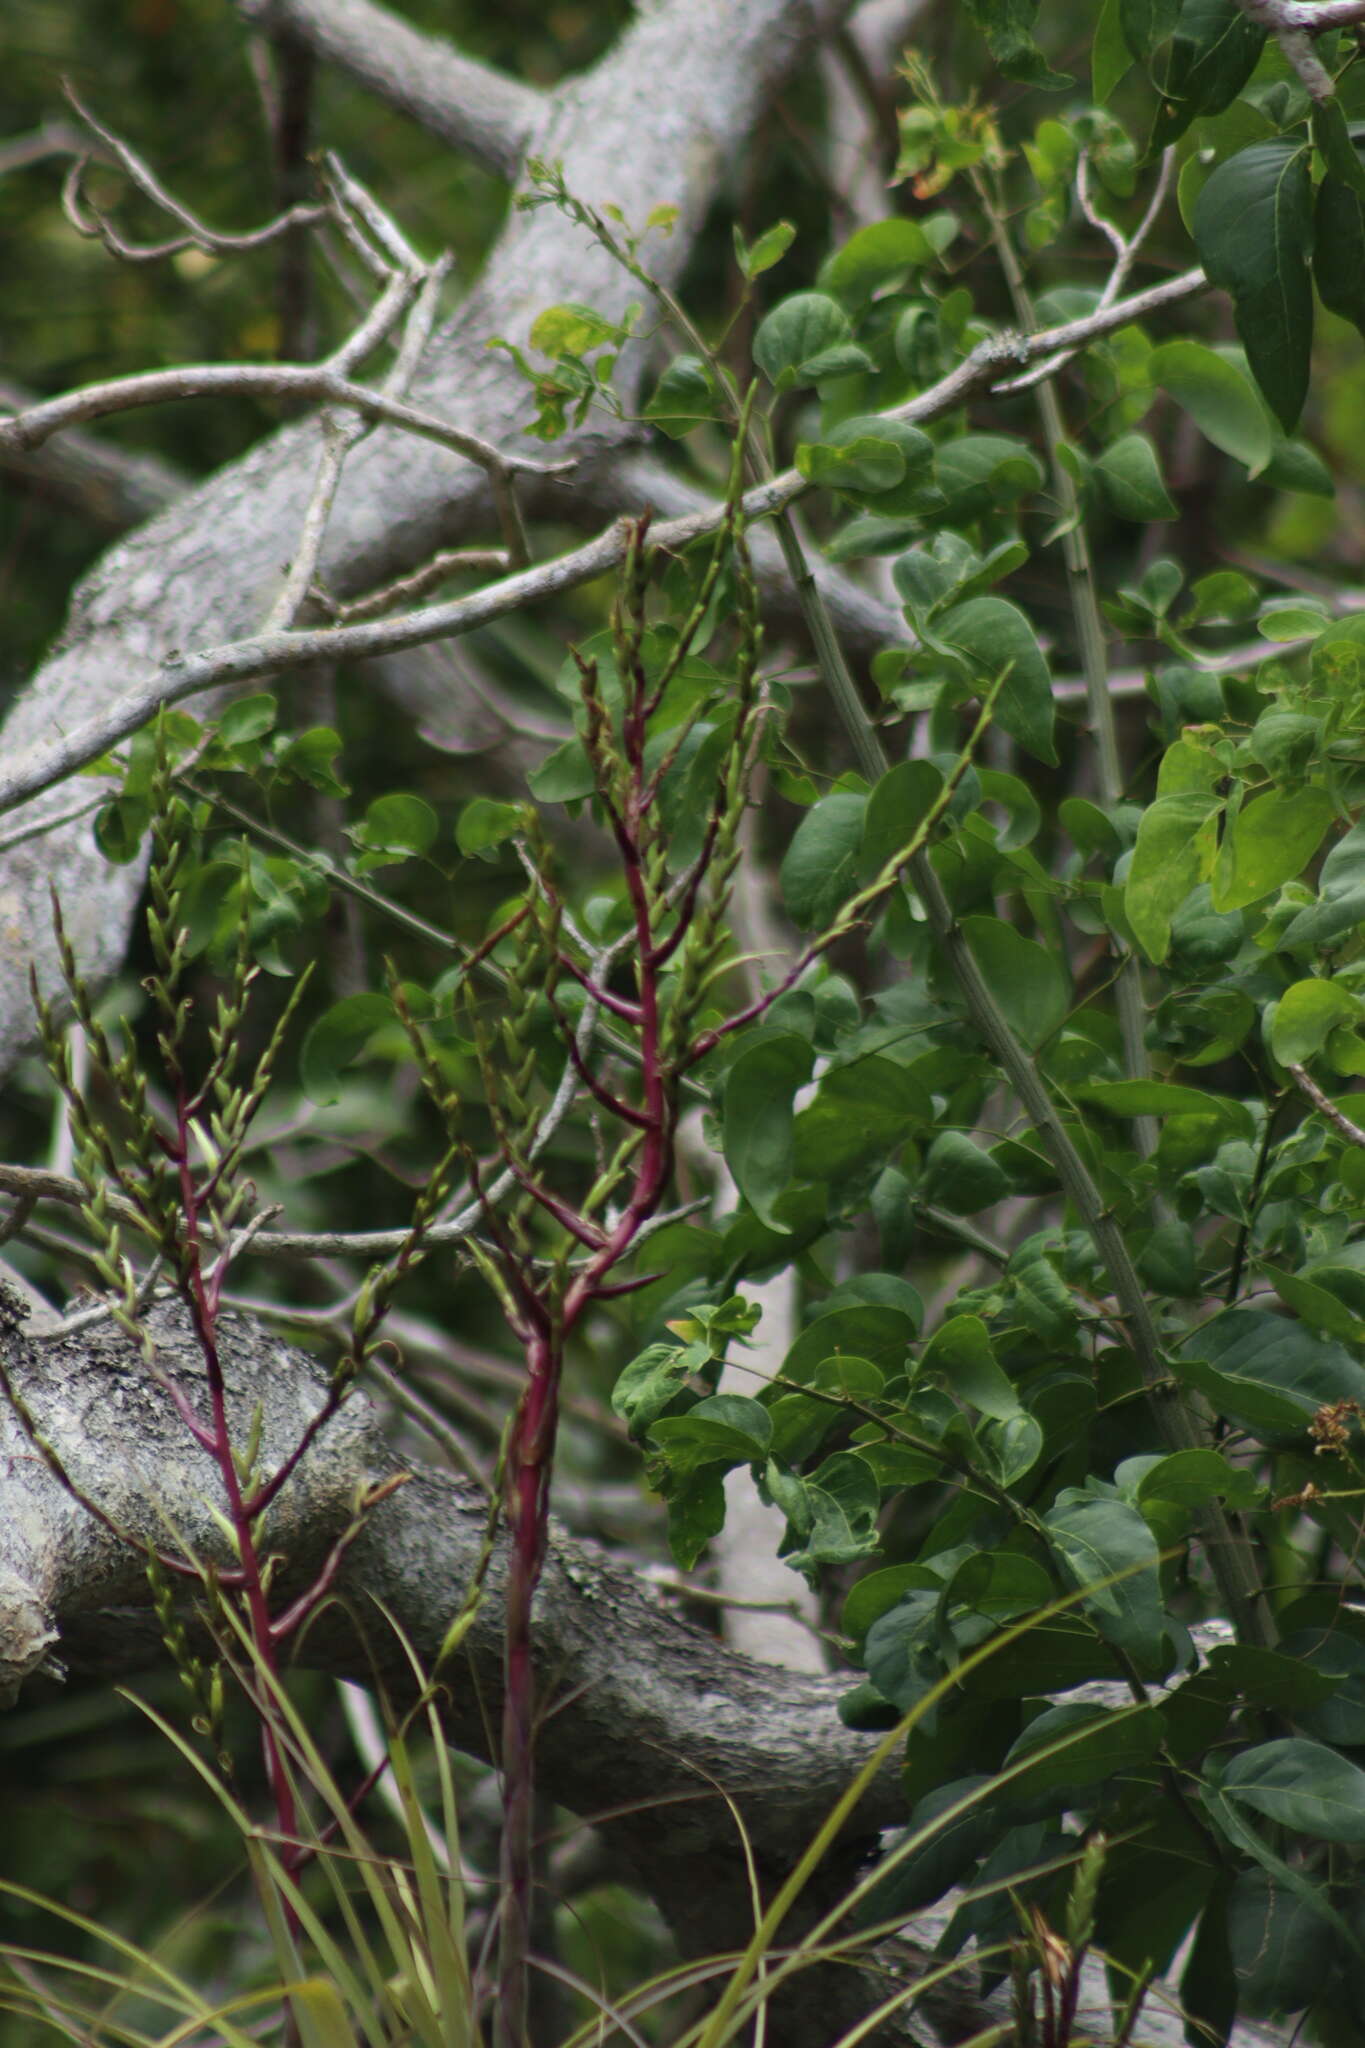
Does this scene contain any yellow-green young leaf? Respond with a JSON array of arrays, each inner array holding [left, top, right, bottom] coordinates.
[[1124, 792, 1221, 961], [961, 915, 1067, 1048], [736, 218, 802, 278], [722, 1033, 814, 1230], [1191, 141, 1314, 432], [1211, 785, 1335, 911], [1149, 338, 1273, 474], [1269, 979, 1364, 1066]]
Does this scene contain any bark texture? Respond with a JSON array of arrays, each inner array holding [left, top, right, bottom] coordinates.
[[0, 0, 845, 1074]]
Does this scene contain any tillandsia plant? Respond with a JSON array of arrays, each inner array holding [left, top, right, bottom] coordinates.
[[11, 728, 437, 2034]]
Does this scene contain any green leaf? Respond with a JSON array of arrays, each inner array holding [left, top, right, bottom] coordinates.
[[527, 736, 596, 804], [935, 596, 1057, 765], [1221, 1739, 1365, 1844], [796, 417, 932, 500], [922, 1131, 1011, 1214], [722, 1033, 814, 1231], [1175, 1308, 1365, 1441], [301, 993, 394, 1104], [964, 0, 1072, 86], [643, 355, 722, 438], [1314, 99, 1365, 201], [1128, 1447, 1264, 1516], [737, 218, 796, 279], [1226, 1867, 1337, 2015], [354, 792, 439, 858], [1073, 1081, 1253, 1139], [860, 759, 944, 880], [792, 1057, 931, 1182], [664, 1467, 727, 1570], [1148, 338, 1274, 474], [1093, 0, 1134, 98], [780, 790, 867, 928], [456, 798, 522, 860], [1120, 0, 1179, 62], [1277, 818, 1365, 952], [1146, 0, 1265, 153], [1092, 432, 1177, 519], [1315, 169, 1365, 342], [94, 794, 150, 865], [1191, 141, 1314, 431], [779, 1451, 882, 1575], [961, 915, 1067, 1049], [932, 435, 1046, 524], [753, 292, 854, 392], [820, 218, 935, 305], [1042, 1490, 1166, 1663], [1002, 1702, 1162, 1807], [612, 1341, 696, 1437], [650, 1394, 774, 1472], [1124, 791, 1221, 962], [1211, 784, 1334, 911], [278, 726, 347, 795], [923, 1315, 1023, 1420], [218, 693, 278, 746], [1270, 978, 1364, 1065], [782, 1305, 916, 1386]]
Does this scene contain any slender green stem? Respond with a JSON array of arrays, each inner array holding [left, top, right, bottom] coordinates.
[[978, 175, 1158, 1161]]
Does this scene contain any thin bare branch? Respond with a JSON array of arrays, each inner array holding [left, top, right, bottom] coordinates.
[[60, 83, 327, 262], [1235, 0, 1365, 97], [1288, 1064, 1365, 1148], [0, 265, 1211, 823]]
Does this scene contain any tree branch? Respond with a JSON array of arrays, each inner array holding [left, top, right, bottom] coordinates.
[[0, 1294, 958, 2046], [0, 265, 1210, 828], [0, 0, 848, 1078], [233, 0, 542, 179]]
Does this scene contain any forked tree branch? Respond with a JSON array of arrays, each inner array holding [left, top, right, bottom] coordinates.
[[233, 0, 543, 178]]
